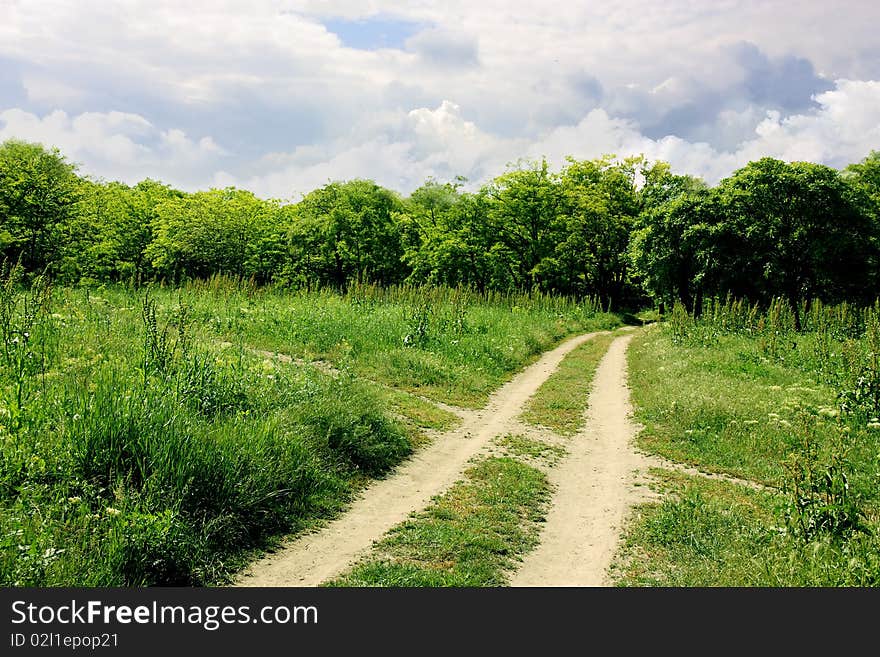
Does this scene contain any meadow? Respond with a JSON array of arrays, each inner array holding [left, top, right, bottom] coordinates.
[[613, 298, 880, 585], [0, 268, 620, 586]]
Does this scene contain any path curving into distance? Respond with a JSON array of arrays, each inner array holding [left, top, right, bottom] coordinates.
[[236, 330, 610, 587], [510, 333, 650, 587]]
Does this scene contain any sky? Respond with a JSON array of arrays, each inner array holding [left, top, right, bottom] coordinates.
[[1, 0, 879, 200]]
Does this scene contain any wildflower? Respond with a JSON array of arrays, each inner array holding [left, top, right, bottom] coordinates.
[[105, 507, 121, 516], [43, 547, 63, 559], [67, 496, 81, 504]]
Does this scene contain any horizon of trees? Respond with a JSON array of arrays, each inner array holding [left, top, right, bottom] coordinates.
[[1, 138, 878, 316]]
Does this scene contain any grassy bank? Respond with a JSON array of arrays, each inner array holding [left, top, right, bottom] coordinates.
[[0, 273, 619, 585], [615, 300, 880, 586], [611, 469, 880, 586]]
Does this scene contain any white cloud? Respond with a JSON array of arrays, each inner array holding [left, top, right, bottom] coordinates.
[[3, 77, 878, 196], [220, 79, 880, 196], [0, 3, 878, 195], [0, 108, 226, 187]]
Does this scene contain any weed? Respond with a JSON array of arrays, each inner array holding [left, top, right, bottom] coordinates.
[[0, 260, 52, 430], [782, 416, 866, 541], [403, 302, 432, 347]]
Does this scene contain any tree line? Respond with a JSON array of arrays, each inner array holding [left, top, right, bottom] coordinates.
[[1, 138, 878, 315]]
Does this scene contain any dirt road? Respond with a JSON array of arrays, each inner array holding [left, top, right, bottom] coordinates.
[[236, 330, 609, 586], [510, 334, 650, 586]]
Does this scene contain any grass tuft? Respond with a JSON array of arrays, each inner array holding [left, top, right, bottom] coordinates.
[[328, 455, 552, 587]]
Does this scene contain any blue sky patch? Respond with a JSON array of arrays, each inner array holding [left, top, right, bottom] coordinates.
[[323, 16, 426, 51]]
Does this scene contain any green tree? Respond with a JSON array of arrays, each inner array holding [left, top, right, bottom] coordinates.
[[400, 179, 503, 290], [550, 156, 643, 302], [62, 178, 185, 285], [147, 187, 276, 282], [716, 158, 877, 325], [0, 139, 81, 275], [287, 180, 406, 288], [629, 188, 719, 313], [629, 161, 711, 311], [844, 151, 880, 207], [482, 159, 562, 290]]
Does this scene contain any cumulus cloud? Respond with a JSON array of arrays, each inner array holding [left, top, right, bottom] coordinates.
[[219, 79, 880, 197], [0, 2, 878, 196], [4, 76, 878, 197], [0, 108, 226, 188], [214, 100, 518, 198]]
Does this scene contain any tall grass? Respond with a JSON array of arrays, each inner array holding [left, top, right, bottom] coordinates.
[[621, 296, 880, 585], [668, 296, 880, 420], [1, 274, 619, 585]]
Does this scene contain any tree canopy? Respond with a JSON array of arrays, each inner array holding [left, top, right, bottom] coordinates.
[[1, 138, 878, 317]]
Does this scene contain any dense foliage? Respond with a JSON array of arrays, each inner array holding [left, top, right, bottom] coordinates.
[[3, 139, 877, 312]]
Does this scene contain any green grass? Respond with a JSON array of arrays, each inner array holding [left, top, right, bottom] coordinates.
[[372, 387, 461, 447], [328, 450, 553, 587], [619, 317, 880, 586], [0, 278, 617, 586], [493, 434, 565, 466], [520, 332, 617, 435], [176, 282, 623, 408], [610, 470, 880, 586], [627, 328, 841, 484]]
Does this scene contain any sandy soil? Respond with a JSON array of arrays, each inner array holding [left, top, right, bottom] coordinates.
[[510, 334, 651, 587], [236, 330, 608, 587]]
